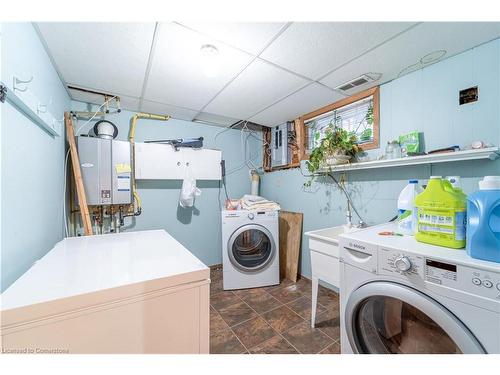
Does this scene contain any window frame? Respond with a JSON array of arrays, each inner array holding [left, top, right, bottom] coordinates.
[[298, 86, 380, 161]]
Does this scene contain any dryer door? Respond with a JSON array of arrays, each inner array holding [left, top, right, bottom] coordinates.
[[227, 224, 276, 272], [345, 281, 485, 354]]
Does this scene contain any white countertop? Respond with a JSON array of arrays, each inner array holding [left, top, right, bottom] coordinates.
[[339, 223, 500, 273], [1, 230, 209, 311]]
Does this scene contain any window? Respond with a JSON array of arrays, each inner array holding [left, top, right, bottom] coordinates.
[[300, 87, 380, 157], [262, 87, 380, 171]]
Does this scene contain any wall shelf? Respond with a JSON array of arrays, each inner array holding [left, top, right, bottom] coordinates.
[[317, 147, 500, 173]]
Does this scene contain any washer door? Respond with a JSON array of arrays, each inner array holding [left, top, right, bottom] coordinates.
[[345, 281, 485, 354], [228, 224, 276, 272]]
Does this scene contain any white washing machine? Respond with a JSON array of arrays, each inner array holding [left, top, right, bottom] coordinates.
[[221, 210, 280, 290], [338, 223, 500, 354]]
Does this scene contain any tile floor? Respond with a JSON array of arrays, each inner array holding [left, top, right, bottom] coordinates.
[[209, 266, 341, 354]]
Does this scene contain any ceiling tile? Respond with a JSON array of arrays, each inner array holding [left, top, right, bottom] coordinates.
[[144, 22, 253, 110], [141, 100, 198, 121], [177, 22, 287, 55], [249, 83, 344, 127], [37, 22, 155, 97], [320, 22, 500, 92], [194, 112, 239, 127], [68, 88, 140, 112], [204, 59, 309, 120], [260, 22, 416, 80]]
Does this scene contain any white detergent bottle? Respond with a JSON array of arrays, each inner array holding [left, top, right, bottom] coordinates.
[[397, 180, 423, 235]]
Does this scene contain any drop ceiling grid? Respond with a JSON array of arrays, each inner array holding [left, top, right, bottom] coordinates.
[[138, 22, 161, 112], [190, 22, 295, 121], [35, 22, 500, 127], [36, 22, 157, 98], [35, 22, 424, 124], [249, 82, 345, 127], [320, 22, 500, 91], [203, 58, 311, 119], [192, 22, 421, 125]]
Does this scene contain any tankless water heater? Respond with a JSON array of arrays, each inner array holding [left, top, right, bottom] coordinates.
[[77, 136, 132, 206]]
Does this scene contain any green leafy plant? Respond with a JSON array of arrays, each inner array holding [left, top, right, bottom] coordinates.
[[365, 103, 374, 125], [305, 123, 360, 180]]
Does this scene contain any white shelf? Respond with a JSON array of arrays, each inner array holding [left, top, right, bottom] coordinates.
[[317, 147, 500, 173]]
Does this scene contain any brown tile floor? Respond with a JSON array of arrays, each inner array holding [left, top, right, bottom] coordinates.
[[209, 266, 341, 354]]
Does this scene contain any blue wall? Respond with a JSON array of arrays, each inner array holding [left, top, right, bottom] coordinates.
[[70, 102, 261, 268], [260, 38, 500, 279], [1, 23, 70, 291]]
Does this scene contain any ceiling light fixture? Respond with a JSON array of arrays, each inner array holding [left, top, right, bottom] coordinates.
[[200, 44, 219, 78]]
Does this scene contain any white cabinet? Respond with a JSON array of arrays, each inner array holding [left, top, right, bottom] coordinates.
[[1, 230, 210, 354], [305, 226, 362, 327], [135, 142, 222, 180]]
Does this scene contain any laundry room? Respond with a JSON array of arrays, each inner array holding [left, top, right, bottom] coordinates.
[[1, 0, 500, 371]]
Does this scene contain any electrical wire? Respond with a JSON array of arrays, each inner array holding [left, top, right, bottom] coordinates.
[[216, 120, 266, 176], [63, 96, 117, 237]]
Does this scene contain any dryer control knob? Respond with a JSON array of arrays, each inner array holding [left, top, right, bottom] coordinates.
[[248, 213, 255, 220], [394, 256, 412, 272]]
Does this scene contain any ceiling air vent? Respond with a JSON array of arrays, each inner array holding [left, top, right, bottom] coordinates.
[[335, 74, 378, 92]]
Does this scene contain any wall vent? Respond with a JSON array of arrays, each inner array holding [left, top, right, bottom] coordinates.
[[335, 74, 378, 92]]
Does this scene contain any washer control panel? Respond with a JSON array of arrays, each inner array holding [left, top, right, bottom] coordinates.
[[378, 248, 500, 301], [378, 248, 424, 279], [424, 258, 500, 301]]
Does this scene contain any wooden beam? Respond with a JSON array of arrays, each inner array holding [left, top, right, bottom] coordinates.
[[64, 112, 92, 236]]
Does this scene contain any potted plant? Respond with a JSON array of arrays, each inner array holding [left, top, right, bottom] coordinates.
[[306, 123, 361, 174]]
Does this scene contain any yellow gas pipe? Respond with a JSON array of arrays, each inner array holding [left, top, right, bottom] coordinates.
[[128, 112, 171, 215]]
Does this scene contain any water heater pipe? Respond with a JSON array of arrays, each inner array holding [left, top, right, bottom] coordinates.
[[128, 112, 171, 216]]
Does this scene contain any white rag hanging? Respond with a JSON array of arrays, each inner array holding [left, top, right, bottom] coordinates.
[[179, 165, 201, 208]]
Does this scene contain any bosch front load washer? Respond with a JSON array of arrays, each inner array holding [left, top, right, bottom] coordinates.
[[338, 223, 500, 354], [221, 210, 279, 290]]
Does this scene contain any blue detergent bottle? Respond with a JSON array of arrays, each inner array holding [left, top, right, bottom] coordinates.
[[466, 176, 500, 263]]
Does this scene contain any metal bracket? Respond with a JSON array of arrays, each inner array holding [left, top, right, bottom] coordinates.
[[0, 84, 6, 103], [13, 76, 34, 92], [37, 103, 48, 114]]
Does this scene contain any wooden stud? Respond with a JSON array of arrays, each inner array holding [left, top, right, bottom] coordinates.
[[262, 127, 272, 172], [64, 112, 93, 236]]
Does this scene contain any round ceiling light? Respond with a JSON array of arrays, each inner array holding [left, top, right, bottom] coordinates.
[[200, 44, 219, 78], [200, 44, 219, 57]]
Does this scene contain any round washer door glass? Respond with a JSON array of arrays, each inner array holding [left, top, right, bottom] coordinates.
[[228, 224, 275, 272], [345, 282, 485, 354], [356, 296, 461, 353]]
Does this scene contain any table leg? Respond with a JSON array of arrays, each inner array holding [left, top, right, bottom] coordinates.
[[311, 276, 319, 328]]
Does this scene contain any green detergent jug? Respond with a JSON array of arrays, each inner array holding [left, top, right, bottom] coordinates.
[[415, 176, 467, 248]]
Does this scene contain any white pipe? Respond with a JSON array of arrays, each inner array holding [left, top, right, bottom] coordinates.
[[251, 172, 259, 196]]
